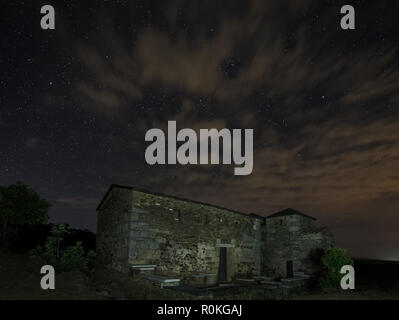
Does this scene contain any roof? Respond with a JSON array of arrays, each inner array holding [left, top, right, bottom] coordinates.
[[266, 208, 316, 220], [97, 184, 265, 220]]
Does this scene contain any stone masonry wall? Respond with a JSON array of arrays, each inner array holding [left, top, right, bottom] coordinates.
[[128, 190, 263, 283], [96, 185, 334, 281], [96, 187, 132, 273], [262, 215, 334, 277], [294, 228, 335, 274]]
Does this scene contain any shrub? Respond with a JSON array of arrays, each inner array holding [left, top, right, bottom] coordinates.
[[31, 224, 95, 272], [59, 241, 96, 271], [319, 247, 354, 289]]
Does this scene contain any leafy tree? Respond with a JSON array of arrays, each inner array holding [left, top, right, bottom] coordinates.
[[34, 224, 69, 266], [0, 182, 51, 252], [51, 223, 69, 259], [319, 247, 354, 289]]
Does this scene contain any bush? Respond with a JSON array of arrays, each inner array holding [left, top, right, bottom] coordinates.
[[31, 224, 95, 272], [4, 223, 96, 254], [319, 247, 354, 289]]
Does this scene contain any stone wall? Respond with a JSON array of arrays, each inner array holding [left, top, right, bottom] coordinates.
[[261, 215, 334, 277], [96, 185, 334, 282], [128, 190, 263, 282], [96, 187, 132, 273], [295, 228, 335, 274]]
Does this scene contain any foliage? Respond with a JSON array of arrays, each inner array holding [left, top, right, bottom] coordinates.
[[32, 224, 95, 272], [319, 247, 354, 289], [0, 182, 50, 225], [0, 182, 51, 252], [59, 242, 96, 271], [9, 223, 96, 254]]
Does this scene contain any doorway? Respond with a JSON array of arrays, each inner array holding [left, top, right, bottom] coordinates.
[[286, 260, 294, 278], [218, 247, 227, 282]]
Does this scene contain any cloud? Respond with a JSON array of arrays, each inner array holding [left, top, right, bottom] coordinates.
[[25, 137, 40, 148], [71, 1, 399, 214], [75, 45, 142, 115], [129, 111, 399, 259], [61, 0, 399, 258], [56, 197, 100, 210], [73, 1, 399, 121]]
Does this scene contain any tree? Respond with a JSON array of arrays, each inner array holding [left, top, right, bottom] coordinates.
[[0, 182, 51, 252], [49, 223, 70, 259], [32, 224, 96, 272], [319, 247, 354, 289]]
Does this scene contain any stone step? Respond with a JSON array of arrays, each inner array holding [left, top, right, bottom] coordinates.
[[192, 274, 207, 278], [236, 278, 256, 282], [192, 273, 217, 278], [218, 283, 236, 287], [294, 272, 311, 278], [143, 274, 181, 287], [260, 280, 281, 286], [253, 276, 274, 281], [190, 273, 217, 285], [205, 274, 217, 285], [280, 277, 306, 283], [131, 264, 156, 271]]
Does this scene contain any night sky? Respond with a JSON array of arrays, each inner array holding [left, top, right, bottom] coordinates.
[[1, 0, 398, 260]]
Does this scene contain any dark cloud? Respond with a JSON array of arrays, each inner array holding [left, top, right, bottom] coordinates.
[[56, 197, 100, 210]]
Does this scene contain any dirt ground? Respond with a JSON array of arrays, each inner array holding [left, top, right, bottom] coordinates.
[[0, 254, 190, 300], [0, 254, 106, 300], [1, 254, 398, 300]]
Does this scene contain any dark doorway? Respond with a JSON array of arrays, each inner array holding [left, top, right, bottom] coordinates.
[[218, 247, 227, 282], [286, 260, 294, 278]]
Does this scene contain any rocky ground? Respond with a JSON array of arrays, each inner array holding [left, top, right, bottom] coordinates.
[[0, 254, 398, 300]]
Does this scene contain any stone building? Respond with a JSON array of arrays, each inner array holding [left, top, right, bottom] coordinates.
[[96, 184, 334, 283]]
